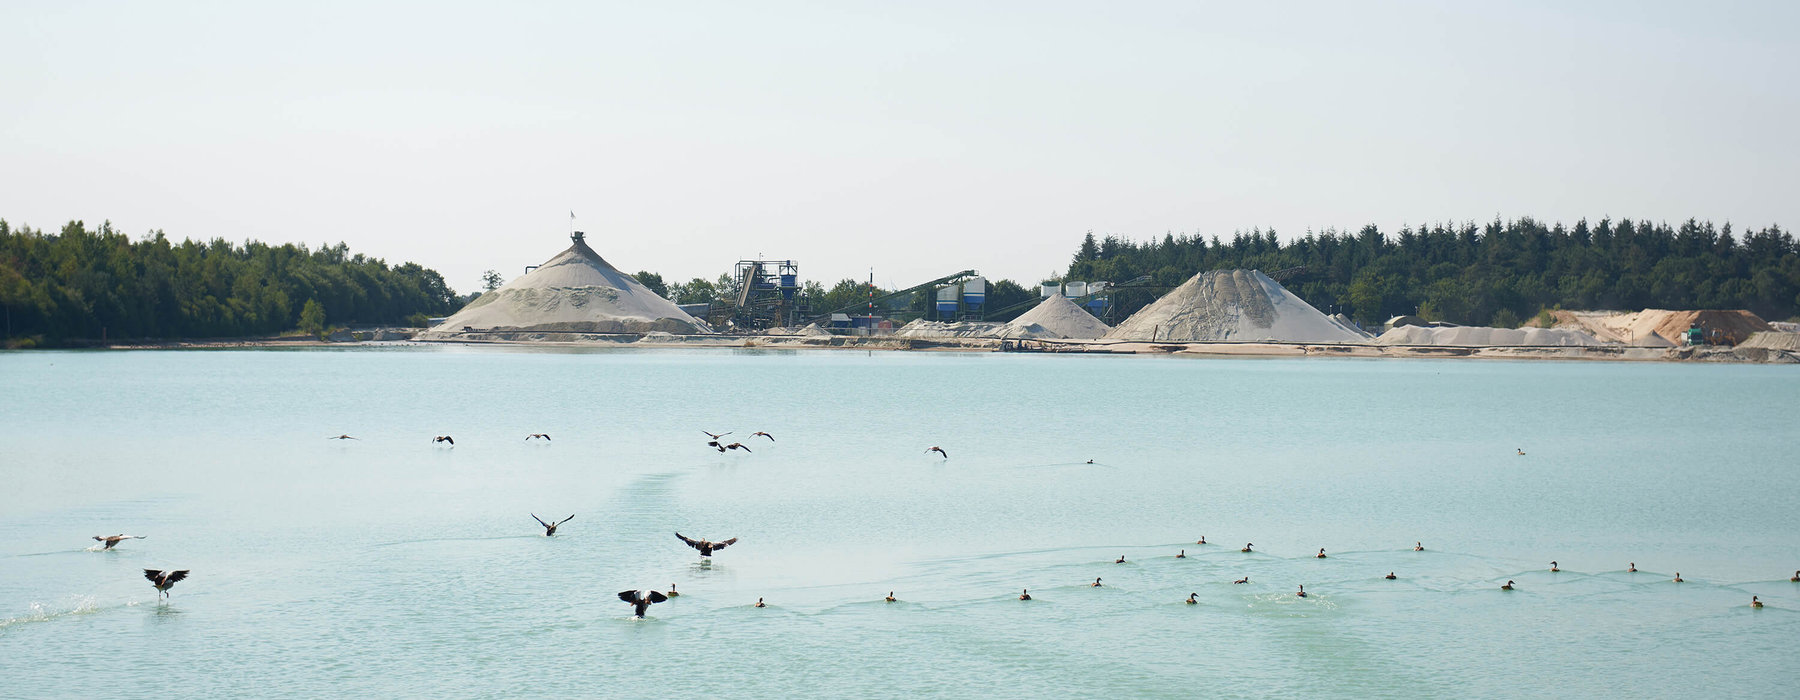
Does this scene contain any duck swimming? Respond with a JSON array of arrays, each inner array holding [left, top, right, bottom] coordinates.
[[1241, 543, 1253, 553], [665, 584, 679, 597], [1628, 563, 1637, 573], [1185, 593, 1198, 605], [1316, 548, 1327, 559], [1550, 561, 1559, 572], [1752, 596, 1763, 608], [1197, 536, 1207, 545], [1233, 576, 1250, 584], [1673, 573, 1684, 582], [1176, 550, 1186, 559], [885, 592, 896, 603], [1115, 555, 1126, 564], [1385, 572, 1397, 580], [1091, 577, 1102, 587], [1414, 542, 1424, 551], [1296, 585, 1307, 598], [1019, 589, 1032, 601], [753, 597, 766, 608], [1502, 580, 1515, 590]]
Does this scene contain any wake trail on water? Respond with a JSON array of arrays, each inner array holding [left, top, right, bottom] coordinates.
[[0, 595, 125, 631]]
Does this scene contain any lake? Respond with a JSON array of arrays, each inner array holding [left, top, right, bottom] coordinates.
[[2, 347, 1797, 697]]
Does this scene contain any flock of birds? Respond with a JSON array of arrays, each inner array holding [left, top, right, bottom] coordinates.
[[94, 440, 1793, 614]]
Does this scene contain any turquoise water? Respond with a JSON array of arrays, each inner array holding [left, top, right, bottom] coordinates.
[[2, 347, 1797, 698]]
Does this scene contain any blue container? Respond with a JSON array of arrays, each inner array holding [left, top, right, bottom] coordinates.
[[780, 274, 797, 288], [935, 301, 959, 315]]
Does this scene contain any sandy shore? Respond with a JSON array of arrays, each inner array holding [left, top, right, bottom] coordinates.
[[87, 329, 1798, 363]]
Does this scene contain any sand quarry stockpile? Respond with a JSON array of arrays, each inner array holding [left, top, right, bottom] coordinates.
[[433, 236, 710, 334], [1739, 332, 1800, 351], [1553, 309, 1772, 345], [1007, 295, 1111, 339], [1105, 269, 1368, 343], [1377, 326, 1604, 347], [895, 320, 1009, 338]]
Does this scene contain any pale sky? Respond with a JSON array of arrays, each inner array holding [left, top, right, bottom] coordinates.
[[4, 1, 1796, 294]]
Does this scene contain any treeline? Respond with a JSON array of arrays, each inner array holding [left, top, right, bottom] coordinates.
[[0, 219, 460, 344], [641, 271, 1038, 320], [1066, 217, 1800, 327]]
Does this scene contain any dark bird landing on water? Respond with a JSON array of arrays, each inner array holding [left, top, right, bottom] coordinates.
[[533, 514, 574, 536], [328, 434, 358, 440], [143, 569, 189, 599], [527, 434, 552, 441], [618, 589, 668, 618], [752, 432, 775, 442], [93, 534, 145, 550], [676, 533, 738, 557], [927, 446, 948, 459], [433, 435, 454, 446]]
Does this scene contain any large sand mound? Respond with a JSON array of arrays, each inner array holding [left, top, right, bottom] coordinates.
[[1739, 332, 1800, 351], [1104, 269, 1367, 343], [1008, 295, 1111, 339], [1377, 326, 1605, 346], [432, 235, 710, 334]]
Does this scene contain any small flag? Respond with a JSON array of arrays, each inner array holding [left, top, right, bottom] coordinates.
[[570, 210, 576, 219]]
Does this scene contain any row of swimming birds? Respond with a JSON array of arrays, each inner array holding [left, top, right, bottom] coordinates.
[[94, 532, 1796, 613]]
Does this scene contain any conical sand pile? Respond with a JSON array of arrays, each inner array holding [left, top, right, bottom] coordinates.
[[1104, 269, 1367, 343], [1007, 295, 1111, 339], [432, 235, 710, 334]]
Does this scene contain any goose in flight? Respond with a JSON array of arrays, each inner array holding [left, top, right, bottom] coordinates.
[[143, 569, 189, 599], [927, 446, 948, 459], [752, 431, 775, 442], [723, 442, 752, 453], [527, 434, 551, 441], [328, 434, 358, 440], [617, 589, 668, 618], [702, 431, 732, 441], [676, 533, 738, 557], [92, 534, 145, 550], [433, 435, 454, 446], [533, 514, 574, 536]]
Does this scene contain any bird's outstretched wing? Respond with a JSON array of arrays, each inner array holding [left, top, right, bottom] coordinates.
[[542, 434, 551, 441], [712, 538, 739, 551], [533, 514, 550, 529], [167, 570, 189, 583], [556, 515, 575, 526], [94, 536, 105, 542], [646, 591, 669, 604], [143, 569, 163, 582], [618, 590, 641, 603], [675, 533, 702, 550], [444, 437, 453, 445]]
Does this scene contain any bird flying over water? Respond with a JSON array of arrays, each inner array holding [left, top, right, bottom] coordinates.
[[533, 514, 574, 536], [752, 432, 774, 442], [676, 533, 738, 557], [92, 534, 145, 550], [617, 589, 668, 618], [724, 442, 752, 452], [143, 569, 189, 599], [702, 431, 732, 441], [328, 434, 358, 440], [927, 446, 948, 459], [433, 435, 454, 445], [527, 434, 551, 441]]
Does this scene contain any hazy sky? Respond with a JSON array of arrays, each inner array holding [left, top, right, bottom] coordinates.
[[4, 1, 1796, 293]]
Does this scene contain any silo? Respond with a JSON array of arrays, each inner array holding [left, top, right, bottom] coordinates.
[[962, 277, 987, 314], [936, 286, 959, 318], [1064, 281, 1088, 298], [1041, 283, 1061, 298]]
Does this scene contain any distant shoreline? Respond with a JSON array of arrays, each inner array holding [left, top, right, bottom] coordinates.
[[67, 331, 1800, 364]]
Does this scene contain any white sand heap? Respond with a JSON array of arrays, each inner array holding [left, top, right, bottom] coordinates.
[[1104, 269, 1368, 343], [1739, 332, 1800, 351], [895, 319, 1009, 338], [1007, 295, 1111, 339], [1376, 326, 1604, 346], [433, 234, 710, 334]]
